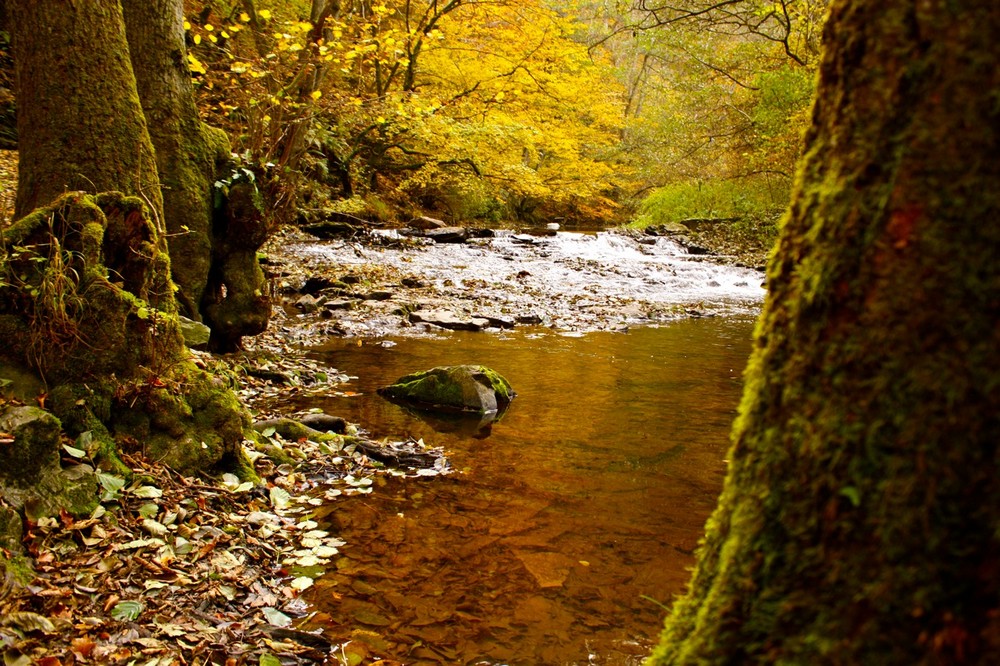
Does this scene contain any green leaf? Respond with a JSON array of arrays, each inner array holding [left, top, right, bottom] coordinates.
[[110, 600, 144, 622], [262, 607, 292, 627], [259, 654, 283, 666], [839, 486, 862, 507], [96, 473, 125, 500], [269, 486, 292, 509], [76, 430, 97, 456], [132, 485, 163, 499], [62, 444, 86, 458], [138, 503, 159, 519], [261, 426, 276, 437]]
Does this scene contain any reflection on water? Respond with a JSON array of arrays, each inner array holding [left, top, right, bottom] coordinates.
[[296, 318, 755, 665]]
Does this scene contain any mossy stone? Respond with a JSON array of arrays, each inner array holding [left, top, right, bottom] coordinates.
[[0, 406, 98, 519], [378, 365, 515, 415]]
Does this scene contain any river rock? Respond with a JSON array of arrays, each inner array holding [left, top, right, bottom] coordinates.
[[644, 222, 690, 236], [474, 313, 516, 329], [323, 298, 358, 311], [425, 227, 468, 243], [409, 310, 490, 331], [681, 239, 713, 255], [410, 216, 447, 230], [362, 290, 394, 301], [301, 276, 345, 295], [378, 365, 515, 415], [295, 294, 321, 313], [299, 413, 348, 434], [516, 313, 546, 325], [302, 221, 357, 239]]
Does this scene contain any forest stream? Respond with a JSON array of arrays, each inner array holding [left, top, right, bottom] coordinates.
[[255, 231, 764, 664]]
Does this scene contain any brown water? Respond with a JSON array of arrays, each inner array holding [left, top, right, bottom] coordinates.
[[297, 319, 755, 665]]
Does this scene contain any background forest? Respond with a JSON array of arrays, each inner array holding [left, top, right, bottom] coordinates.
[[82, 0, 828, 234]]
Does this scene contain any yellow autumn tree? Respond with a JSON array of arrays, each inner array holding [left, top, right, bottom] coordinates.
[[181, 0, 627, 225]]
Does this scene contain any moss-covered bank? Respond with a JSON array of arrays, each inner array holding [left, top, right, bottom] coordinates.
[[0, 193, 253, 511]]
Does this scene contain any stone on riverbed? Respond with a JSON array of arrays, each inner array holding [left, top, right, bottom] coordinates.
[[424, 226, 469, 243], [409, 309, 491, 331], [378, 365, 515, 415], [410, 215, 447, 230]]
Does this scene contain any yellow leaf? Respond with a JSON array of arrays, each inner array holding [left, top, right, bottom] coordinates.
[[183, 20, 191, 30], [204, 24, 214, 31], [209, 35, 218, 43], [240, 12, 251, 22], [310, 90, 323, 100], [258, 9, 272, 20], [193, 34, 202, 45], [221, 30, 230, 38], [187, 53, 206, 74]]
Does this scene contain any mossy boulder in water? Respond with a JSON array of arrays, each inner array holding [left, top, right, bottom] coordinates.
[[378, 365, 515, 415]]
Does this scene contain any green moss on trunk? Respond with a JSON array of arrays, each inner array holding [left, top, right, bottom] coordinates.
[[650, 1, 1000, 663], [1, 194, 253, 479], [9, 0, 162, 224]]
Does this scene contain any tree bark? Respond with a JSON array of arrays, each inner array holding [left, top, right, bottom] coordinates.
[[4, 0, 252, 476], [121, 0, 228, 319], [121, 0, 270, 350], [9, 0, 162, 225], [650, 0, 1000, 663]]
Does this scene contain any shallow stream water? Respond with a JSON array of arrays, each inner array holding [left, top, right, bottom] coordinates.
[[292, 319, 756, 664]]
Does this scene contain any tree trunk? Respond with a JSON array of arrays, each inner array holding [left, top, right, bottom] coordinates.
[[121, 0, 270, 350], [4, 0, 251, 476], [9, 0, 162, 226], [651, 0, 1000, 663], [121, 0, 228, 319]]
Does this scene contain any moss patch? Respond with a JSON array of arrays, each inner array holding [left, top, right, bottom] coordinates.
[[378, 365, 515, 415]]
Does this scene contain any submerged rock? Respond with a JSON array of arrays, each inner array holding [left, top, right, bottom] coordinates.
[[378, 365, 515, 415]]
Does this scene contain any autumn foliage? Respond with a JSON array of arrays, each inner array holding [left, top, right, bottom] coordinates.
[[178, 0, 823, 228]]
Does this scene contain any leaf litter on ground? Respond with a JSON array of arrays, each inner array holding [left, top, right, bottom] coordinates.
[[0, 397, 447, 665]]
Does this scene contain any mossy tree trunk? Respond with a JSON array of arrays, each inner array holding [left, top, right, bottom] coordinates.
[[121, 0, 270, 350], [4, 0, 251, 477], [9, 0, 162, 229], [120, 0, 226, 320], [650, 0, 1000, 663]]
